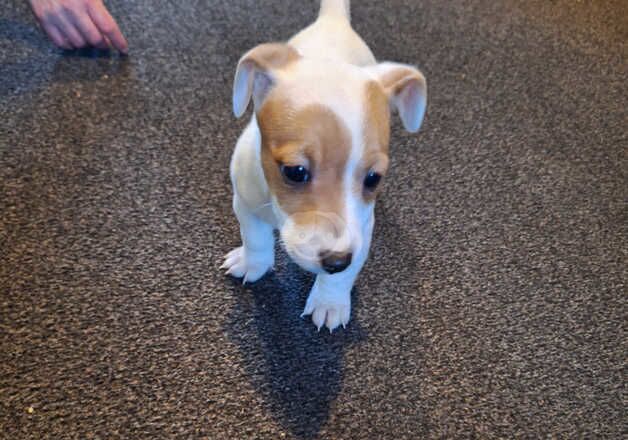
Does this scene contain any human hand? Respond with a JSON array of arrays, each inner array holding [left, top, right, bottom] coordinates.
[[28, 0, 128, 53]]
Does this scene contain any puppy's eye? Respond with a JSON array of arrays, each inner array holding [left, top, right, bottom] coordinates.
[[281, 164, 310, 184], [364, 170, 382, 190]]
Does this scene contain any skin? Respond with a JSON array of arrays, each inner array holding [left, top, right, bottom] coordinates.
[[28, 0, 128, 53]]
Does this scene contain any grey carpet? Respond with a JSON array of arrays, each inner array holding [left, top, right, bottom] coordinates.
[[1, 0, 626, 438]]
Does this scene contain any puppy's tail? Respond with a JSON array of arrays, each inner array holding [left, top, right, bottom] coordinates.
[[319, 0, 350, 22]]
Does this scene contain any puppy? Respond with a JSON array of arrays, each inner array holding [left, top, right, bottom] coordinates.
[[222, 0, 427, 331]]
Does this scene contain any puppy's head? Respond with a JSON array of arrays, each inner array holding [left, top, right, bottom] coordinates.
[[233, 43, 426, 274]]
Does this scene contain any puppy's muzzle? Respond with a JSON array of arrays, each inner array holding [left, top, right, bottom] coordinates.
[[320, 251, 352, 274]]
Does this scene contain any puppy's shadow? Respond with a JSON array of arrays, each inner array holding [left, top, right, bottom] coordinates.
[[225, 253, 366, 439]]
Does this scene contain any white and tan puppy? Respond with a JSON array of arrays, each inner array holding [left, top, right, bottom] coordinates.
[[222, 0, 427, 331]]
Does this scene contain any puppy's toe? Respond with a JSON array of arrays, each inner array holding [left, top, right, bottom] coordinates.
[[241, 262, 270, 283], [312, 307, 327, 331], [325, 308, 342, 332], [221, 248, 243, 274], [303, 298, 350, 332], [221, 246, 273, 283]]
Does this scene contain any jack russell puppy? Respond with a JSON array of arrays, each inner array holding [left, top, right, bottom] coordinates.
[[222, 0, 427, 331]]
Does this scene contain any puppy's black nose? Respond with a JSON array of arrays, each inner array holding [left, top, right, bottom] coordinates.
[[321, 252, 352, 274]]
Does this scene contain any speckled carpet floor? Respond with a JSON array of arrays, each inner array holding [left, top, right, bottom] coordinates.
[[1, 1, 626, 438]]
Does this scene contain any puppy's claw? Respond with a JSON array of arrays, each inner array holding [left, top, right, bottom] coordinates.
[[301, 303, 314, 318]]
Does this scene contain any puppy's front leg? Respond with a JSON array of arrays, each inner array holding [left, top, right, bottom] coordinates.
[[222, 194, 275, 283], [302, 216, 374, 331]]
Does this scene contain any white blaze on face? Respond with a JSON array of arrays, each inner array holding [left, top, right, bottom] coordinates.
[[338, 75, 374, 260]]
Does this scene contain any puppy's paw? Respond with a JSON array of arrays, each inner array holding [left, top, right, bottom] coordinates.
[[221, 246, 273, 283], [301, 287, 350, 332]]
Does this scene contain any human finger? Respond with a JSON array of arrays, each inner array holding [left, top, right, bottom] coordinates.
[[87, 1, 128, 53]]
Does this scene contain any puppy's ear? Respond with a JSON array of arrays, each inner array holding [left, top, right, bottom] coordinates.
[[233, 43, 300, 118], [366, 62, 427, 133]]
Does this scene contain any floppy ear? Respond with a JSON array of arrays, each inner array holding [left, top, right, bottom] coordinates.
[[366, 62, 427, 133], [233, 43, 300, 118]]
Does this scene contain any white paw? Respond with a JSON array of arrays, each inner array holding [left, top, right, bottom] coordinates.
[[220, 246, 273, 283], [301, 288, 351, 332]]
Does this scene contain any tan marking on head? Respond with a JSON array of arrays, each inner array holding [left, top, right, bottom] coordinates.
[[377, 66, 421, 96], [241, 43, 300, 72], [257, 94, 352, 225], [233, 43, 301, 117], [360, 81, 391, 202]]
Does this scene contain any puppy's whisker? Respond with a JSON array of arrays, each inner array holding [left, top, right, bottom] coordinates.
[[252, 202, 272, 214]]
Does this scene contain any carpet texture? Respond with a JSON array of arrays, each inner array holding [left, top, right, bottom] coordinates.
[[1, 0, 626, 438]]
